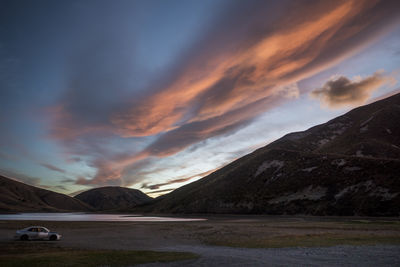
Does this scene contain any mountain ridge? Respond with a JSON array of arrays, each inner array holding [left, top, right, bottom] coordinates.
[[0, 175, 92, 212], [74, 186, 153, 211], [141, 93, 400, 216], [1, 93, 399, 216]]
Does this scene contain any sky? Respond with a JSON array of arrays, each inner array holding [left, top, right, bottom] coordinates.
[[1, 0, 400, 197]]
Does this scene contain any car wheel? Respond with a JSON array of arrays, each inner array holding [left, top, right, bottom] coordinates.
[[49, 235, 57, 241], [20, 235, 28, 241]]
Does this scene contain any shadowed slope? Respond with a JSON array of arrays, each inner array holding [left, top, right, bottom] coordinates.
[[75, 186, 152, 211], [0, 175, 92, 212], [145, 93, 400, 216]]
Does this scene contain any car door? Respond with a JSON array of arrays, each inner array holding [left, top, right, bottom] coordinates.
[[38, 228, 48, 239], [27, 228, 38, 239]]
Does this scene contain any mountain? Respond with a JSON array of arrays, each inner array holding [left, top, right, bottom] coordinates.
[[75, 186, 153, 211], [0, 175, 92, 212], [145, 93, 400, 216]]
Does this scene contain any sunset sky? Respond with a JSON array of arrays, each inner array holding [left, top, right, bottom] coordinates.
[[1, 0, 399, 197]]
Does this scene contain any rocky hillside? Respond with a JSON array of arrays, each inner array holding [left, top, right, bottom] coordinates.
[[145, 93, 400, 216], [75, 186, 152, 211], [0, 175, 92, 212]]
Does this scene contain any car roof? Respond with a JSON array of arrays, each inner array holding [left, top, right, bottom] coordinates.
[[22, 226, 50, 231]]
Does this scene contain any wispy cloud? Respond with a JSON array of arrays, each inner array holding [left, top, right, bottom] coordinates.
[[47, 0, 400, 186], [40, 163, 66, 174], [141, 168, 218, 190], [146, 188, 175, 197]]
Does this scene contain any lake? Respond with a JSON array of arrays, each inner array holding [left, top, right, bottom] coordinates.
[[0, 213, 206, 222]]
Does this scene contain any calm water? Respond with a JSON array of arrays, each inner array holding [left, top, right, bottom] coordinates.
[[0, 213, 206, 222]]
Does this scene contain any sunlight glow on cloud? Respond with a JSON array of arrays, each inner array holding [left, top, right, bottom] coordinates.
[[41, 0, 400, 188], [111, 1, 362, 137]]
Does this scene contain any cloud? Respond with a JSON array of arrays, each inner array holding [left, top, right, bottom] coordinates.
[[41, 184, 68, 192], [141, 168, 218, 190], [61, 178, 76, 183], [310, 71, 396, 108], [67, 157, 82, 163], [146, 188, 175, 196], [111, 0, 400, 137], [47, 0, 400, 186], [84, 94, 284, 185], [39, 163, 66, 174]]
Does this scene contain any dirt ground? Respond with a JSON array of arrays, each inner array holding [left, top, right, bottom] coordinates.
[[1, 215, 400, 266]]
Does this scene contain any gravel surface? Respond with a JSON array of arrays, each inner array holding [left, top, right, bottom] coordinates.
[[138, 244, 400, 267], [1, 216, 399, 266]]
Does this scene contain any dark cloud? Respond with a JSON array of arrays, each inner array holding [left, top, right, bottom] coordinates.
[[75, 176, 93, 186], [310, 71, 395, 108], [39, 163, 66, 174], [61, 178, 75, 183], [67, 157, 82, 163], [141, 168, 217, 190], [76, 174, 121, 186]]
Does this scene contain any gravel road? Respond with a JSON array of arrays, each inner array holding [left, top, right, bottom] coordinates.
[[138, 244, 400, 267]]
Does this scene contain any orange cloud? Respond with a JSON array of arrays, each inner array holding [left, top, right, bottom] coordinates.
[[78, 151, 150, 185], [50, 0, 400, 187], [111, 0, 390, 137]]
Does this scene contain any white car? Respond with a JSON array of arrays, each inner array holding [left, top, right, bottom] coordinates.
[[14, 226, 62, 241]]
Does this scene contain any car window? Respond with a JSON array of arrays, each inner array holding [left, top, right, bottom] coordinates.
[[28, 228, 34, 232]]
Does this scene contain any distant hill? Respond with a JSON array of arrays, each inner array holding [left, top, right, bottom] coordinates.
[[145, 93, 400, 216], [75, 186, 152, 211], [0, 175, 92, 212]]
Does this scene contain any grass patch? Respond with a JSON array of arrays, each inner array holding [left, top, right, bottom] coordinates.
[[0, 242, 198, 267], [205, 234, 400, 248]]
